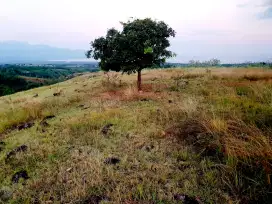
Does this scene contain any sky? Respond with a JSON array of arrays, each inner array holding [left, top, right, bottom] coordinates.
[[0, 0, 272, 63]]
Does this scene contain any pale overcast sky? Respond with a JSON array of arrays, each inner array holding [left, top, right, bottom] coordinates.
[[0, 0, 272, 62]]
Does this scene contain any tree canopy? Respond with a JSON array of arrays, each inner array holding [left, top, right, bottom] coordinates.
[[189, 58, 221, 67], [86, 18, 176, 90]]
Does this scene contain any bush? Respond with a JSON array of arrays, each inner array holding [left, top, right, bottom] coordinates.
[[165, 117, 272, 202]]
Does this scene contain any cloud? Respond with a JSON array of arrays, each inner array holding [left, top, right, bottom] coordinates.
[[237, 0, 272, 8], [236, 0, 257, 8], [237, 3, 250, 8], [241, 0, 272, 19], [258, 7, 272, 18], [260, 0, 272, 6], [258, 0, 272, 18]]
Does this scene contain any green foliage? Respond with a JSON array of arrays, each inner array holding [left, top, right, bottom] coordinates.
[[86, 18, 176, 74], [0, 85, 14, 95], [144, 47, 153, 54], [0, 64, 98, 96], [0, 74, 27, 96], [189, 58, 221, 67], [0, 65, 97, 79]]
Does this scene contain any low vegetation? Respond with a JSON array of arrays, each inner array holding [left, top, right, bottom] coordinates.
[[0, 64, 98, 96], [0, 67, 271, 203]]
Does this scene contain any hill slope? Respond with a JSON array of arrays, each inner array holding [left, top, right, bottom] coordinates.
[[0, 68, 272, 203], [0, 41, 85, 63]]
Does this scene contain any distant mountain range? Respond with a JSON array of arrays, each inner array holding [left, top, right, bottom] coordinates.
[[1, 41, 271, 64], [0, 41, 86, 63]]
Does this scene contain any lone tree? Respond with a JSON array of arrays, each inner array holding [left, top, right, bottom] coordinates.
[[86, 18, 176, 91]]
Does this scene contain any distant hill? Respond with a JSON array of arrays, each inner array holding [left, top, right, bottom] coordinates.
[[0, 41, 86, 63]]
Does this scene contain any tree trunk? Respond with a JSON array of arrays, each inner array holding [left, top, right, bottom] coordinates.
[[137, 69, 142, 91]]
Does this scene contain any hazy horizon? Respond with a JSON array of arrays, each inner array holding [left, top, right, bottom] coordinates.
[[1, 0, 272, 63]]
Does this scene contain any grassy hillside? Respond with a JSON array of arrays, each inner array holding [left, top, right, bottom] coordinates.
[[0, 68, 272, 203]]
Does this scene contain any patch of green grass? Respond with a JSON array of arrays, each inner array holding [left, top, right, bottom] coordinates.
[[236, 86, 253, 96]]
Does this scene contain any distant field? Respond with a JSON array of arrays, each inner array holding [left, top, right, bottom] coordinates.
[[0, 67, 271, 203]]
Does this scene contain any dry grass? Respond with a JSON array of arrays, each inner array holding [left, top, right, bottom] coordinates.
[[0, 67, 272, 203]]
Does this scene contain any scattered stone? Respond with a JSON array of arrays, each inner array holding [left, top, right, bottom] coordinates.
[[33, 93, 39, 98], [53, 92, 61, 96], [43, 115, 55, 120], [6, 145, 28, 160], [173, 194, 200, 204], [17, 122, 34, 131], [38, 115, 55, 129], [77, 104, 90, 110], [82, 195, 109, 204], [40, 120, 50, 128], [142, 145, 155, 152], [101, 124, 113, 135], [77, 104, 85, 108], [11, 170, 29, 183], [104, 157, 120, 165]]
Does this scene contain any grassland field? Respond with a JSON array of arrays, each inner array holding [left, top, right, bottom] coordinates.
[[0, 67, 272, 203]]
